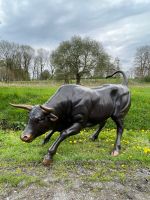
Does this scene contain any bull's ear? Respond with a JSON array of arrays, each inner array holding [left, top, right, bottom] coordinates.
[[49, 113, 58, 122], [10, 103, 33, 111], [40, 105, 58, 121]]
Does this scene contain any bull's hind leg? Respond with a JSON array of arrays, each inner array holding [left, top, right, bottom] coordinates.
[[90, 121, 106, 141], [111, 116, 124, 156]]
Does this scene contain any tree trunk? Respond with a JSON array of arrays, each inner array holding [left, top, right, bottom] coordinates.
[[64, 74, 69, 84], [76, 73, 81, 85]]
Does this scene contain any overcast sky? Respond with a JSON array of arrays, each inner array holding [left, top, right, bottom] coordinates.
[[0, 0, 150, 71]]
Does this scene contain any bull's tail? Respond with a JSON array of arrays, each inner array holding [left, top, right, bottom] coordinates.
[[106, 70, 128, 86]]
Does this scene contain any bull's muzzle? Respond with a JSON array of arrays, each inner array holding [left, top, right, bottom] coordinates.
[[20, 133, 34, 143]]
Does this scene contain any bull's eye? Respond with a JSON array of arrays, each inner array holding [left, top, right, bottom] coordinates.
[[34, 117, 44, 123], [38, 117, 45, 121]]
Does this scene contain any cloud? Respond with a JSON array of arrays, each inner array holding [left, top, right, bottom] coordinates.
[[0, 0, 150, 70], [99, 11, 150, 69]]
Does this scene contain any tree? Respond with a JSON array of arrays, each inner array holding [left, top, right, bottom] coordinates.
[[39, 69, 51, 80], [134, 45, 150, 78], [0, 40, 18, 81], [0, 59, 7, 81], [37, 48, 49, 75], [50, 36, 112, 84], [70, 36, 102, 83], [32, 48, 50, 80], [32, 55, 40, 80], [50, 41, 72, 83], [0, 40, 35, 81], [20, 45, 35, 80]]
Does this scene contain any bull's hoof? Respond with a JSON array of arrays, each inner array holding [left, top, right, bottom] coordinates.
[[42, 158, 53, 166], [42, 138, 50, 145], [89, 136, 97, 141], [42, 140, 47, 145], [111, 150, 119, 156], [89, 136, 94, 141]]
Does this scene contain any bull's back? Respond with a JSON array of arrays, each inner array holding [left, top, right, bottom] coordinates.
[[47, 84, 130, 125]]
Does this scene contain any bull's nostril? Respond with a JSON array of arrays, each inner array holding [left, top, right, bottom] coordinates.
[[20, 134, 32, 142], [23, 135, 29, 140], [20, 133, 34, 143]]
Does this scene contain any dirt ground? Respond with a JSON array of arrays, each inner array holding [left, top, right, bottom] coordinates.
[[1, 167, 150, 200]]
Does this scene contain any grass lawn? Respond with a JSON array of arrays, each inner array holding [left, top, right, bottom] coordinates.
[[0, 128, 150, 190], [0, 83, 150, 130]]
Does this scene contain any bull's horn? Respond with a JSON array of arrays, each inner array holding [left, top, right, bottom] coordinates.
[[10, 103, 33, 111], [40, 105, 54, 113]]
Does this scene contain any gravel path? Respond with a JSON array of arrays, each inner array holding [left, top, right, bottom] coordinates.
[[1, 168, 150, 200]]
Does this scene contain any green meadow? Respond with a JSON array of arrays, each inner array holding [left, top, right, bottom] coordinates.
[[0, 83, 150, 130], [0, 81, 150, 194]]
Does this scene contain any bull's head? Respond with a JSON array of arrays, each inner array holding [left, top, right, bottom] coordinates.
[[10, 104, 58, 143]]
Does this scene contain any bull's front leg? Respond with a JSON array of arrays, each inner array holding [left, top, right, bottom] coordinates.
[[42, 130, 55, 145], [43, 122, 82, 166]]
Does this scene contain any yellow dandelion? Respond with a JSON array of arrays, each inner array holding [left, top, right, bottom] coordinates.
[[144, 147, 150, 154]]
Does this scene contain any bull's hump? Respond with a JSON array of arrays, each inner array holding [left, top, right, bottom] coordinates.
[[58, 84, 78, 94], [59, 84, 91, 96]]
